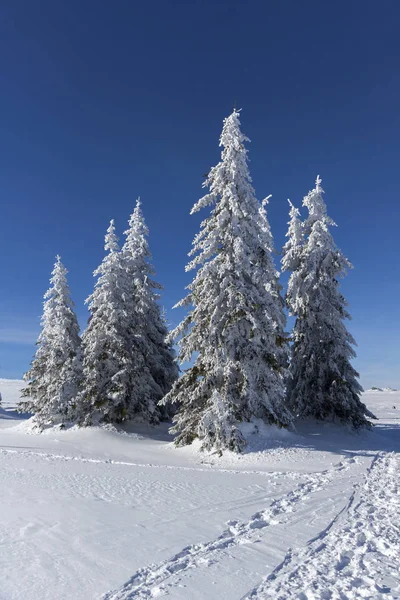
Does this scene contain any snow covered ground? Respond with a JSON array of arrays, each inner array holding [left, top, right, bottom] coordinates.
[[0, 380, 399, 600]]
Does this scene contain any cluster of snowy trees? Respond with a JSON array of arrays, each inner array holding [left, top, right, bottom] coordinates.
[[19, 201, 178, 429], [19, 109, 374, 450]]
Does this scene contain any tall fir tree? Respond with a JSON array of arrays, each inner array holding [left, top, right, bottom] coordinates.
[[162, 109, 292, 452], [77, 220, 160, 426], [19, 256, 82, 427], [282, 177, 375, 427], [122, 199, 178, 418]]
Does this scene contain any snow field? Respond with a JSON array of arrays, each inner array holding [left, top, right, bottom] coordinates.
[[0, 381, 399, 599], [246, 452, 400, 600], [103, 456, 362, 599]]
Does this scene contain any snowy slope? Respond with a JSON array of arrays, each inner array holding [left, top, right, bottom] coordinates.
[[0, 380, 399, 600]]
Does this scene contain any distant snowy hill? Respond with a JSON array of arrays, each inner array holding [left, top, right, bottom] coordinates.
[[367, 386, 398, 392], [0, 378, 24, 404], [0, 379, 399, 600]]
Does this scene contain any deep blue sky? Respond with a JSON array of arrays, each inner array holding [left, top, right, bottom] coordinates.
[[0, 0, 399, 388]]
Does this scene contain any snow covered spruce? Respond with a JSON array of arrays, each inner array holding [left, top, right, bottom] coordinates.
[[76, 211, 177, 426], [121, 199, 178, 420], [162, 109, 292, 452], [282, 177, 375, 427], [18, 256, 82, 428], [76, 220, 142, 425]]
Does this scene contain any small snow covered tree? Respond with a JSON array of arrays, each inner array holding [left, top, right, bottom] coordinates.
[[162, 109, 292, 452], [282, 177, 375, 427], [77, 220, 160, 426], [122, 199, 178, 419], [281, 200, 304, 309], [19, 256, 82, 427]]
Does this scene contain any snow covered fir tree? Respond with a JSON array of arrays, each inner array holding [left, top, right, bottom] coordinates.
[[282, 177, 375, 428], [76, 218, 175, 426], [162, 109, 292, 452], [18, 256, 82, 428], [122, 199, 178, 418], [77, 220, 150, 425]]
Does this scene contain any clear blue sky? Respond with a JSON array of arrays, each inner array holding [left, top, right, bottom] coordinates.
[[0, 0, 399, 388]]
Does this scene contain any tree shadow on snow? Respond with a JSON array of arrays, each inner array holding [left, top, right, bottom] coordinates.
[[121, 420, 174, 443], [0, 407, 30, 421], [0, 444, 47, 451], [121, 418, 400, 458], [253, 420, 400, 460]]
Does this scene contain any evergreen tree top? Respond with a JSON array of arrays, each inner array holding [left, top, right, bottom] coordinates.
[[46, 255, 68, 296], [43, 255, 77, 315], [123, 197, 152, 263], [186, 108, 274, 277], [125, 197, 148, 236], [88, 220, 128, 308], [258, 195, 275, 254], [303, 175, 335, 226], [105, 219, 119, 253], [190, 108, 255, 215], [288, 199, 301, 223], [302, 176, 352, 274], [281, 200, 304, 275], [287, 200, 303, 240]]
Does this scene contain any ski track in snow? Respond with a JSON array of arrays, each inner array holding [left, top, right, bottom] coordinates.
[[102, 456, 359, 599], [244, 452, 400, 600], [0, 447, 304, 479]]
